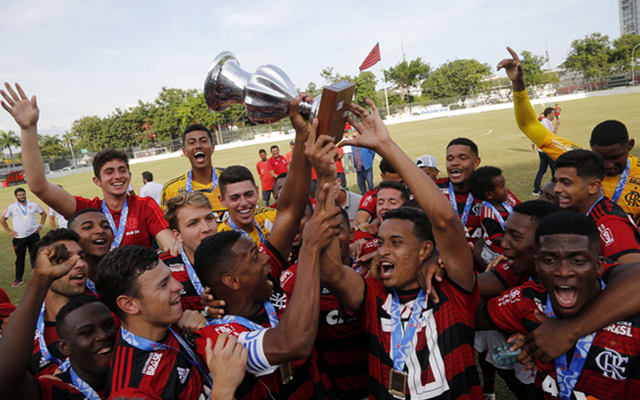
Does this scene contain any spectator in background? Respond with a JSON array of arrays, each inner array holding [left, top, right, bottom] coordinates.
[[336, 147, 347, 188], [342, 130, 354, 174], [267, 145, 289, 178], [415, 155, 440, 181], [49, 185, 69, 229], [285, 140, 294, 163], [554, 103, 562, 119], [256, 149, 275, 207], [139, 171, 163, 206], [532, 107, 559, 196], [1, 188, 46, 287], [351, 130, 376, 195]]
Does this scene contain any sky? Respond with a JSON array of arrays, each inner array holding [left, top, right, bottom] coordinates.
[[0, 0, 620, 137]]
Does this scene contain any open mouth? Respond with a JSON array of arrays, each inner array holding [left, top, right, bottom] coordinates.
[[194, 151, 206, 162], [70, 272, 86, 283], [95, 345, 113, 356], [112, 182, 125, 188], [557, 196, 571, 207], [449, 169, 462, 179], [237, 208, 253, 217], [92, 238, 106, 247], [554, 285, 578, 308], [171, 297, 181, 306], [380, 261, 395, 279]]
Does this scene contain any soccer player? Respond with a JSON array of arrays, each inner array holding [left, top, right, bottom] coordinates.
[[96, 245, 211, 399], [323, 99, 482, 399], [0, 243, 117, 400], [0, 83, 177, 253], [354, 158, 405, 225], [553, 149, 640, 263], [256, 149, 275, 207], [498, 48, 640, 220], [67, 209, 114, 296], [162, 192, 217, 311], [161, 124, 227, 222], [267, 144, 289, 178], [1, 187, 46, 287], [479, 211, 640, 399], [217, 166, 277, 246]]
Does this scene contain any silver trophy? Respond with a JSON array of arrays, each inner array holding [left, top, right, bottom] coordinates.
[[204, 52, 320, 124]]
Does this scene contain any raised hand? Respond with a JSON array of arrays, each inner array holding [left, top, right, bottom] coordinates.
[[0, 83, 39, 130], [341, 99, 392, 153], [304, 119, 337, 177], [34, 243, 80, 282], [496, 47, 525, 92], [302, 183, 342, 251], [288, 93, 313, 137], [206, 335, 248, 400]]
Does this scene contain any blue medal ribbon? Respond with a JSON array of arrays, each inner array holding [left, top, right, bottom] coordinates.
[[390, 289, 427, 372], [586, 195, 604, 217], [85, 278, 98, 295], [611, 158, 631, 204], [449, 182, 474, 227], [36, 302, 65, 366], [482, 201, 513, 230], [102, 199, 129, 249], [16, 200, 29, 219], [120, 326, 212, 387], [206, 300, 278, 330], [69, 367, 102, 400], [226, 215, 266, 244], [545, 280, 605, 400], [181, 248, 204, 296], [186, 167, 218, 193]]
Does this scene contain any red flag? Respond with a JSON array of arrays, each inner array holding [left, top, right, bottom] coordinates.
[[359, 43, 381, 71]]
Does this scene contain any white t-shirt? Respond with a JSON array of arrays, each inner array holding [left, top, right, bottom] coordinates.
[[540, 118, 554, 132], [140, 181, 163, 206], [49, 207, 68, 229], [3, 201, 43, 238]]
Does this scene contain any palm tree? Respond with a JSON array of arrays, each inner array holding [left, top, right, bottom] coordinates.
[[62, 131, 77, 166], [0, 130, 21, 168]]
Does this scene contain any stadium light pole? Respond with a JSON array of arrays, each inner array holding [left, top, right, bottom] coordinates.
[[632, 43, 640, 87]]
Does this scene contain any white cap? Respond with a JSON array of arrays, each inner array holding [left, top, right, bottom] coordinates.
[[415, 155, 440, 172]]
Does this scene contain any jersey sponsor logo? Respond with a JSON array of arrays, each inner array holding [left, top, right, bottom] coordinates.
[[598, 224, 615, 247], [142, 352, 163, 376], [624, 190, 640, 208], [279, 269, 294, 286], [125, 229, 141, 236], [596, 348, 629, 380], [497, 288, 520, 307], [472, 203, 483, 216], [125, 216, 139, 231], [38, 356, 51, 369], [170, 264, 186, 273], [177, 367, 190, 384], [215, 325, 236, 335], [603, 321, 633, 337], [269, 292, 287, 311], [213, 210, 229, 224], [325, 309, 355, 325]]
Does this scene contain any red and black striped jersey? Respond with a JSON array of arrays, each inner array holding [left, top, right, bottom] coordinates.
[[488, 262, 528, 292], [480, 193, 520, 254], [280, 263, 368, 400], [39, 369, 107, 400], [107, 329, 207, 400], [30, 320, 65, 377], [160, 253, 203, 312], [194, 242, 332, 400], [358, 188, 378, 220], [588, 197, 640, 261], [361, 276, 482, 399], [486, 280, 640, 399], [435, 177, 484, 244]]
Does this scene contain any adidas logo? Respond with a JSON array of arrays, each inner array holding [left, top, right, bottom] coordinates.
[[177, 367, 190, 384]]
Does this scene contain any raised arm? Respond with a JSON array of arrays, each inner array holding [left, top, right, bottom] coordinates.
[[0, 83, 77, 216], [267, 95, 313, 258], [0, 244, 79, 400], [343, 100, 476, 292]]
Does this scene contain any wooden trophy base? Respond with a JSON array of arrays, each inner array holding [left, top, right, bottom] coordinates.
[[316, 81, 356, 143]]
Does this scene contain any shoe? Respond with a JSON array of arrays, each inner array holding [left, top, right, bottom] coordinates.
[[532, 190, 541, 196], [11, 279, 23, 288]]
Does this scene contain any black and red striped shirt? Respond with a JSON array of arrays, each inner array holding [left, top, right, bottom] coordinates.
[[160, 253, 203, 312], [361, 277, 482, 399], [588, 197, 640, 261], [486, 280, 640, 399], [30, 320, 65, 377]]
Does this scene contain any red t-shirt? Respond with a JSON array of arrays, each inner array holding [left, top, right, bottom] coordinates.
[[74, 195, 169, 248], [266, 156, 288, 176], [335, 148, 345, 174], [256, 160, 275, 191], [357, 188, 378, 220]]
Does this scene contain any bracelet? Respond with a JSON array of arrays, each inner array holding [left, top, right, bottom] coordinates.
[[38, 224, 44, 228]]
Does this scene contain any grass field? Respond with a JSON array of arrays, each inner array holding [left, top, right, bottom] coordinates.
[[2, 91, 640, 303]]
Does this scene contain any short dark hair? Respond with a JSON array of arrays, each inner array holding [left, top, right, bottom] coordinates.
[[543, 107, 555, 117], [379, 159, 397, 175], [274, 172, 287, 185], [512, 201, 561, 222], [468, 166, 503, 200], [68, 208, 104, 229], [14, 187, 25, 196], [270, 145, 279, 152], [447, 138, 479, 157], [30, 229, 81, 268], [92, 149, 130, 178], [95, 246, 159, 321], [56, 295, 104, 340], [535, 210, 600, 252], [377, 180, 410, 203], [194, 231, 243, 289], [383, 207, 434, 244], [142, 171, 153, 182], [555, 149, 604, 181], [590, 120, 629, 147], [183, 124, 213, 143], [259, 149, 266, 154], [219, 165, 256, 196]]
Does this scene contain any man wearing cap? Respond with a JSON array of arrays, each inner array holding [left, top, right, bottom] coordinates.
[[416, 155, 440, 181]]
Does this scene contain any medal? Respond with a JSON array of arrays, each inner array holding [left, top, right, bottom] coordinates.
[[388, 369, 408, 399], [279, 362, 293, 385]]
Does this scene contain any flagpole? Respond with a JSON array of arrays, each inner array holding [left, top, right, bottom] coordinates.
[[380, 54, 391, 117]]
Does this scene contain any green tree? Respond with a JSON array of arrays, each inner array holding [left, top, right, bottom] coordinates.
[[421, 59, 491, 102], [318, 68, 380, 107], [70, 115, 104, 152], [304, 82, 323, 98], [520, 50, 547, 88], [384, 58, 431, 103], [0, 130, 21, 167], [39, 134, 66, 159], [610, 34, 640, 73], [561, 33, 612, 83]]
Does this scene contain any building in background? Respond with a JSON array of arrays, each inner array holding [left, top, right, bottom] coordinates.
[[620, 0, 639, 35]]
